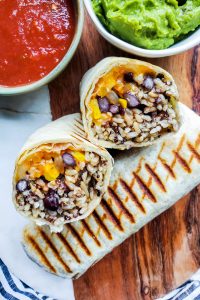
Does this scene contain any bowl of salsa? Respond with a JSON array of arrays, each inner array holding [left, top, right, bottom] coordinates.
[[0, 0, 84, 95]]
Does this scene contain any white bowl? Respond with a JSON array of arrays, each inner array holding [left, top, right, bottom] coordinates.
[[84, 0, 200, 58]]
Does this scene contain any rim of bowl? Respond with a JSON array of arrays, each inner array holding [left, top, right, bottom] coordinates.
[[0, 0, 84, 96], [84, 0, 200, 58]]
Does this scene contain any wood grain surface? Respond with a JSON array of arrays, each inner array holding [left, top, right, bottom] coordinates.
[[49, 12, 200, 300]]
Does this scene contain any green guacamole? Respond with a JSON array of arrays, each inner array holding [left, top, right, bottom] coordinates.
[[92, 0, 200, 50]]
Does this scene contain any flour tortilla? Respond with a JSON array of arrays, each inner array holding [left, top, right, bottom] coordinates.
[[13, 113, 113, 232], [22, 103, 199, 278], [80, 57, 180, 150]]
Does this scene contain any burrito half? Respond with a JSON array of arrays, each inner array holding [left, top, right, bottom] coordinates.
[[81, 57, 180, 150], [22, 103, 200, 278], [13, 114, 113, 232]]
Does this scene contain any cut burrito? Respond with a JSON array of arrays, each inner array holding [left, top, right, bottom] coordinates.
[[13, 114, 113, 232], [81, 57, 180, 150], [22, 103, 200, 278]]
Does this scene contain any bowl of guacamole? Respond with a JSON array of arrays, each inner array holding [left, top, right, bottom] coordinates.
[[84, 0, 200, 57]]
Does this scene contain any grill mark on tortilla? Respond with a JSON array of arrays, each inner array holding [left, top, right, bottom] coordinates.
[[71, 132, 91, 143], [100, 199, 123, 231], [145, 163, 167, 192], [158, 157, 176, 179], [56, 232, 81, 263], [158, 142, 166, 157], [173, 151, 191, 173], [119, 179, 146, 213], [195, 134, 200, 148], [76, 125, 86, 134], [187, 142, 200, 162], [92, 210, 112, 240], [177, 134, 186, 151], [67, 224, 91, 256], [133, 172, 157, 203], [71, 133, 85, 142], [74, 123, 87, 135], [81, 219, 101, 247], [170, 134, 187, 171], [107, 187, 135, 223], [76, 118, 84, 127], [37, 229, 72, 273], [25, 235, 56, 273], [136, 157, 144, 174]]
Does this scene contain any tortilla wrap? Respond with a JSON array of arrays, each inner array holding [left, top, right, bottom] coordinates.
[[22, 103, 199, 278], [81, 57, 180, 150], [13, 113, 113, 232]]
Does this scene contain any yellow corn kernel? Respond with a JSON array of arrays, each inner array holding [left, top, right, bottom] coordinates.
[[71, 151, 85, 162], [43, 164, 60, 181], [118, 98, 127, 108], [89, 99, 102, 120]]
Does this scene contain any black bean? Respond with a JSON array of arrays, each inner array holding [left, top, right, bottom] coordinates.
[[119, 106, 125, 115], [124, 72, 134, 82], [143, 75, 154, 90], [109, 104, 119, 114], [96, 190, 101, 197], [137, 104, 146, 111], [89, 177, 97, 189], [16, 179, 29, 192], [98, 97, 110, 113], [123, 92, 139, 108], [62, 153, 76, 166], [157, 73, 164, 80], [44, 190, 59, 211]]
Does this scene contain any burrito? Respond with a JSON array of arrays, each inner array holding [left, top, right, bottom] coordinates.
[[81, 57, 180, 150], [22, 103, 200, 278], [13, 114, 113, 232]]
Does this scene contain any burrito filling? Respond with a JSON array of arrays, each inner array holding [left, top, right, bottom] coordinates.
[[88, 66, 179, 146], [15, 144, 108, 226]]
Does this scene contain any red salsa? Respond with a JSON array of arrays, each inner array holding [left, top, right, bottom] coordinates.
[[0, 0, 75, 87]]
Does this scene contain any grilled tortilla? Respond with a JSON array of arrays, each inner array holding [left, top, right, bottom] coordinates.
[[22, 103, 200, 278], [13, 113, 113, 232], [81, 57, 180, 150]]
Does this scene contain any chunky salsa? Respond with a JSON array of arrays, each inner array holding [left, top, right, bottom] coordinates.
[[0, 0, 75, 87]]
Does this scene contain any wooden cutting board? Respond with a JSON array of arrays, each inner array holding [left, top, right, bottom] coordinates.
[[49, 12, 200, 300]]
